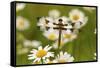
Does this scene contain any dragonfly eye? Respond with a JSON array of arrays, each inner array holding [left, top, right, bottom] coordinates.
[[58, 19, 63, 22]]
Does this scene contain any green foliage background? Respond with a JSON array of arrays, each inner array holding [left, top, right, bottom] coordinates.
[[16, 3, 97, 65]]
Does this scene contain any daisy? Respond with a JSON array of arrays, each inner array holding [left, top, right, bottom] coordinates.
[[83, 7, 96, 12], [16, 3, 26, 12], [37, 17, 54, 31], [43, 28, 59, 41], [69, 9, 88, 29], [55, 51, 74, 63], [28, 45, 54, 63], [16, 16, 30, 31], [62, 29, 77, 42], [49, 9, 60, 19]]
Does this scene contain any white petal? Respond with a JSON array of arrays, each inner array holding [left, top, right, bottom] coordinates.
[[44, 45, 49, 50], [28, 56, 35, 60], [46, 52, 54, 57], [30, 49, 37, 54], [49, 9, 60, 19], [52, 42, 58, 49], [67, 57, 74, 62], [38, 46, 42, 50], [46, 46, 52, 51], [16, 3, 26, 12], [33, 58, 40, 62], [16, 16, 30, 31], [60, 51, 63, 56]]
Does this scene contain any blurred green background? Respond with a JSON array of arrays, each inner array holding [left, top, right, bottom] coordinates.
[[16, 3, 97, 65]]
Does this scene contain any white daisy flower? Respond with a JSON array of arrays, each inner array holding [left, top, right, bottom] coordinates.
[[62, 29, 77, 42], [31, 40, 41, 48], [43, 28, 58, 41], [16, 16, 30, 31], [83, 7, 96, 12], [28, 45, 54, 63], [49, 9, 60, 19], [74, 17, 88, 29], [55, 51, 74, 63], [16, 3, 26, 12], [37, 17, 54, 31], [69, 9, 88, 29]]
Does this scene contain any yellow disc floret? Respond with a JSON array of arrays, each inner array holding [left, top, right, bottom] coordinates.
[[72, 15, 80, 21], [36, 50, 47, 58], [48, 33, 56, 40], [58, 59, 66, 63], [18, 19, 24, 28], [64, 34, 71, 39]]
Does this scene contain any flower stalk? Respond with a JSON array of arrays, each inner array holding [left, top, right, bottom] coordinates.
[[41, 58, 43, 64]]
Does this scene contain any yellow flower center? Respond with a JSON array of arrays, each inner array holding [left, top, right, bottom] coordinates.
[[18, 19, 24, 28], [48, 33, 56, 40], [36, 50, 47, 58], [72, 15, 80, 21], [58, 59, 66, 63], [64, 34, 71, 39], [47, 61, 53, 64]]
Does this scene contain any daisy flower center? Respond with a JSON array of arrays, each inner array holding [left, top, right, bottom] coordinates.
[[18, 19, 24, 28], [48, 33, 56, 40], [36, 50, 47, 58], [58, 59, 66, 63], [63, 34, 71, 39], [72, 15, 80, 21]]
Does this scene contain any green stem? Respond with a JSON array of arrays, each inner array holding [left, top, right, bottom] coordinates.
[[41, 58, 43, 64]]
